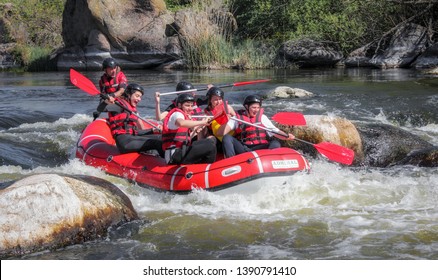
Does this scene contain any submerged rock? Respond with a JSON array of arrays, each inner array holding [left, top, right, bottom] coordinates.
[[0, 174, 138, 258], [268, 86, 314, 99]]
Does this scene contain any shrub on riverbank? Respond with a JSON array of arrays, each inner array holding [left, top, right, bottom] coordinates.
[[0, 0, 65, 71]]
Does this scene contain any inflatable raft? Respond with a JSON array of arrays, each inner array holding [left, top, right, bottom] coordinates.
[[76, 119, 311, 193]]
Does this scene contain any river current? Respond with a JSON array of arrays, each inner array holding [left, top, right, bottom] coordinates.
[[0, 68, 437, 260]]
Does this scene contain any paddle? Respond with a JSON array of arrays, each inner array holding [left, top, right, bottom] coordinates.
[[69, 68, 161, 131], [271, 112, 306, 126], [70, 68, 100, 95], [193, 111, 307, 126], [158, 79, 271, 96], [230, 116, 355, 165]]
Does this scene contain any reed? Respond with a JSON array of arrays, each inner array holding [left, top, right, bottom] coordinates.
[[179, 2, 275, 69], [12, 45, 56, 71]]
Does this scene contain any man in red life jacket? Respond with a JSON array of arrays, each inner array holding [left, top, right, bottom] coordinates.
[[217, 95, 294, 158], [161, 93, 216, 165], [94, 58, 128, 120], [154, 81, 210, 121], [106, 83, 163, 156]]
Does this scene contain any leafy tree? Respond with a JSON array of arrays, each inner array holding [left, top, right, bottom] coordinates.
[[228, 0, 437, 54]]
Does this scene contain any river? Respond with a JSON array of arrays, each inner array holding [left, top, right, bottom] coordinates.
[[0, 68, 437, 260]]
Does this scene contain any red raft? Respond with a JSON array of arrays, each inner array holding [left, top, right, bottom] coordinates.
[[76, 119, 311, 193]]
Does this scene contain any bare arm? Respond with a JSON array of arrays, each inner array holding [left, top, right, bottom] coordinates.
[[227, 104, 236, 117], [155, 92, 162, 120], [216, 123, 233, 136]]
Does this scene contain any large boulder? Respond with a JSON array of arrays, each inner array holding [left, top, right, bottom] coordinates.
[[354, 122, 434, 167], [58, 0, 177, 70], [0, 174, 138, 258], [275, 39, 343, 68], [280, 115, 363, 164], [411, 43, 438, 70], [346, 23, 428, 69]]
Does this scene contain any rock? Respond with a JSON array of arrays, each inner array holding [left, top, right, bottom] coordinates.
[[268, 86, 314, 99], [412, 43, 438, 70], [278, 116, 437, 167], [280, 115, 363, 164], [344, 42, 377, 68], [346, 23, 429, 69], [354, 123, 433, 167], [0, 174, 138, 258], [58, 0, 177, 70], [423, 67, 438, 74], [395, 147, 438, 167], [275, 39, 343, 68], [369, 23, 428, 69], [0, 43, 20, 70]]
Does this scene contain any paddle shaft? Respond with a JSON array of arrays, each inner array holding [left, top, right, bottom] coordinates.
[[158, 79, 270, 96], [231, 117, 354, 165], [109, 97, 161, 131], [70, 69, 161, 131], [230, 116, 289, 138]]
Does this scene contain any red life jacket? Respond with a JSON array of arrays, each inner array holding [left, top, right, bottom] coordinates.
[[108, 99, 138, 136], [192, 105, 203, 115], [100, 71, 127, 94], [235, 108, 269, 145], [162, 108, 191, 150]]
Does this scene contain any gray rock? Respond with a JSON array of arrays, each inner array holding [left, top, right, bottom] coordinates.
[[0, 174, 138, 258], [275, 39, 343, 68], [268, 86, 314, 99], [355, 122, 433, 167], [58, 0, 177, 70], [412, 43, 438, 70], [369, 23, 428, 69]]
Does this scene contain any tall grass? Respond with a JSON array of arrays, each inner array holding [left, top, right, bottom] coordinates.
[[178, 1, 275, 69]]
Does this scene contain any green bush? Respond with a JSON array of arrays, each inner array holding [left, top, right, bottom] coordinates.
[[1, 0, 65, 71], [228, 0, 436, 55]]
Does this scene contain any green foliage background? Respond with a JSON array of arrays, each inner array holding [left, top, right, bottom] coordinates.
[[1, 0, 66, 71], [228, 0, 437, 54]]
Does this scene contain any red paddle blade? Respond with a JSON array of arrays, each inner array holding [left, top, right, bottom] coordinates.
[[212, 103, 229, 125], [272, 112, 307, 126], [70, 68, 100, 95], [232, 79, 270, 87], [313, 142, 355, 165]]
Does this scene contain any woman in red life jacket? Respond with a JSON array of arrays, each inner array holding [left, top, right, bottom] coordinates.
[[106, 83, 163, 156], [94, 58, 128, 119], [217, 95, 294, 158], [198, 87, 236, 142], [154, 81, 211, 121], [161, 93, 217, 165]]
